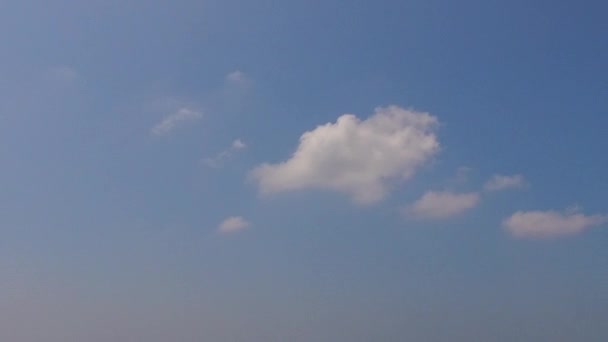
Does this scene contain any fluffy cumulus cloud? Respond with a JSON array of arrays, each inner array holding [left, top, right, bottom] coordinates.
[[250, 106, 440, 204], [406, 191, 480, 219], [218, 216, 251, 234], [502, 209, 608, 238], [151, 107, 202, 136], [484, 174, 525, 191]]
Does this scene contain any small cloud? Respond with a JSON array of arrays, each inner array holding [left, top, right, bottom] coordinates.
[[484, 174, 525, 192], [151, 107, 202, 136], [502, 209, 608, 239], [218, 216, 251, 234], [225, 70, 250, 85], [250, 105, 440, 204], [232, 139, 247, 150], [203, 139, 247, 168], [406, 191, 480, 219]]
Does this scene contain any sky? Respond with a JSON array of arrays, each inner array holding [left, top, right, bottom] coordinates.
[[1, 0, 607, 341]]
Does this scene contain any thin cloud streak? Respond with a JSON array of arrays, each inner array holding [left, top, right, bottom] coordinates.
[[218, 216, 251, 234], [484, 174, 525, 192], [203, 139, 247, 168], [151, 107, 203, 136]]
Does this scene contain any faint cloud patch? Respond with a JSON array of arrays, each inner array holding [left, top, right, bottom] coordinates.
[[150, 107, 203, 136], [218, 216, 251, 234], [484, 174, 525, 192], [203, 139, 247, 168], [225, 70, 251, 86], [405, 191, 480, 219]]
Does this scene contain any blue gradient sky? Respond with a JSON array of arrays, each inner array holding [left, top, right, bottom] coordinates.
[[1, 1, 607, 341]]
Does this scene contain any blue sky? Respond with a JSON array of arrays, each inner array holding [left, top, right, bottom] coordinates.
[[1, 0, 608, 341]]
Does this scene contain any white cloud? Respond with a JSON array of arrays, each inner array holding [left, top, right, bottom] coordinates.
[[502, 209, 608, 238], [218, 216, 251, 234], [203, 139, 247, 168], [484, 174, 525, 191], [406, 191, 480, 219], [225, 70, 250, 85], [151, 107, 202, 136], [231, 139, 247, 150], [250, 106, 440, 204]]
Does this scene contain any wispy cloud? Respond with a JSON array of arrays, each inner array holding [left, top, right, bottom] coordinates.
[[225, 70, 250, 85], [203, 139, 247, 168], [218, 216, 251, 234], [405, 191, 480, 219], [150, 107, 203, 136], [484, 174, 525, 192], [502, 209, 608, 238], [231, 139, 246, 149], [250, 106, 440, 204]]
